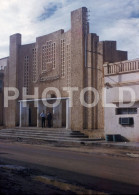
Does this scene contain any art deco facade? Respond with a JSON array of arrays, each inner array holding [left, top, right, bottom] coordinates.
[[0, 7, 127, 133]]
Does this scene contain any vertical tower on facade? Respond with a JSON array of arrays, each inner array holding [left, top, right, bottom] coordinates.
[[7, 34, 21, 126], [70, 7, 87, 130]]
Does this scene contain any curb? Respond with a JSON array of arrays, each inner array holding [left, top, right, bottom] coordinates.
[[88, 141, 139, 151], [0, 136, 139, 151]]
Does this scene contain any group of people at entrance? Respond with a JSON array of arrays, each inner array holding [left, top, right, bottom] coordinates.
[[40, 110, 52, 128]]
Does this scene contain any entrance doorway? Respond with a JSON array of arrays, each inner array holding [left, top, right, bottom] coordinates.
[[28, 101, 37, 126], [19, 98, 70, 129]]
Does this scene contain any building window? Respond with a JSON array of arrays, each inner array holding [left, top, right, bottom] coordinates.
[[24, 56, 29, 94], [32, 48, 37, 82], [116, 108, 137, 115], [61, 39, 65, 77]]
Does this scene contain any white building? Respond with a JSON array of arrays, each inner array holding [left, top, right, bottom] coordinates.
[[103, 59, 139, 142]]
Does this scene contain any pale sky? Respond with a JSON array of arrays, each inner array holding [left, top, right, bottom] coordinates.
[[0, 0, 139, 59]]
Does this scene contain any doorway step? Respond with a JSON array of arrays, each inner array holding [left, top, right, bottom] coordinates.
[[0, 127, 104, 146]]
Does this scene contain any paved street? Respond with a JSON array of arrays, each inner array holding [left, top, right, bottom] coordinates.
[[0, 140, 139, 194]]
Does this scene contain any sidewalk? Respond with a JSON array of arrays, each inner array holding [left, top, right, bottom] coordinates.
[[88, 140, 139, 151], [0, 127, 139, 151]]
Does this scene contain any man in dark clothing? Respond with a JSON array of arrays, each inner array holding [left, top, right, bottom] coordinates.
[[40, 110, 46, 128], [47, 112, 52, 128]]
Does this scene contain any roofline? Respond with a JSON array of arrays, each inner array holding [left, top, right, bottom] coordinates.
[[0, 57, 9, 61]]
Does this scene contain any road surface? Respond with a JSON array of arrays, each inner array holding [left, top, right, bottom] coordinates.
[[0, 140, 139, 194]]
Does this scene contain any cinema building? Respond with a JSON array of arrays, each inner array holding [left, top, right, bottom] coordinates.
[[0, 7, 128, 134]]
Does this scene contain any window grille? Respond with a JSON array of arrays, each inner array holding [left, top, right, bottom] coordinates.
[[61, 39, 65, 77], [67, 44, 71, 87], [24, 56, 29, 94], [32, 48, 37, 82]]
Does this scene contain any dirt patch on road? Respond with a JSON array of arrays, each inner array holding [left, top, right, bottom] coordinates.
[[0, 163, 74, 195]]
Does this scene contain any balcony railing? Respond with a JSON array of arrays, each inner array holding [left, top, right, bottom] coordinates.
[[104, 59, 139, 76]]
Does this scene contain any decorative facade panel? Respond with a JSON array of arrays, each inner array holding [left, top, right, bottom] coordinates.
[[24, 56, 29, 94], [52, 42, 56, 69], [32, 48, 37, 82], [61, 39, 65, 77], [67, 44, 71, 87], [42, 41, 54, 71]]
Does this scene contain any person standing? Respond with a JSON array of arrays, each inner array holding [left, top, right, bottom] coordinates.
[[47, 111, 52, 128], [40, 110, 46, 128]]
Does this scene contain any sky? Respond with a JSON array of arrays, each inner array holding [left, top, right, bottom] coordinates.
[[0, 0, 139, 59]]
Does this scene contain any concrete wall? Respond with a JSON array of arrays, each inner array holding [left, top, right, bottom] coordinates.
[[70, 7, 87, 130], [104, 103, 139, 142], [6, 34, 21, 127], [84, 33, 99, 129]]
